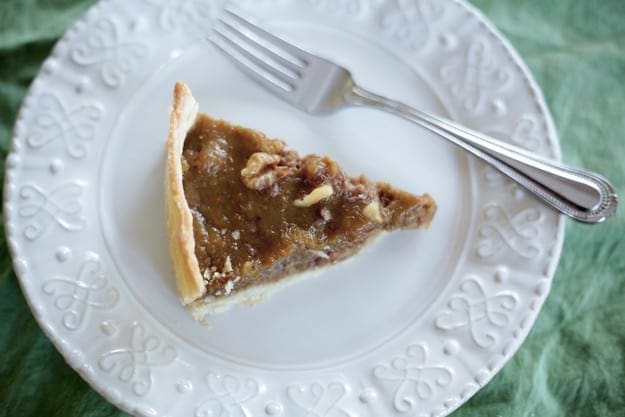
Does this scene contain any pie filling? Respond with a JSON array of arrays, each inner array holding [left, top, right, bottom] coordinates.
[[181, 114, 436, 298]]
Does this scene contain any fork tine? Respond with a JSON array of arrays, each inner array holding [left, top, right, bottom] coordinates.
[[223, 9, 309, 67], [218, 18, 303, 76], [209, 36, 294, 95], [212, 28, 296, 90]]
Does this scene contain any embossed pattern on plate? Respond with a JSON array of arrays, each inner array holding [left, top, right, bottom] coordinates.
[[4, 1, 564, 416]]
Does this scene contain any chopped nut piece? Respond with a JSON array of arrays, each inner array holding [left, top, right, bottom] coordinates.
[[319, 207, 332, 221], [294, 185, 334, 207], [223, 256, 233, 274], [241, 260, 253, 275], [240, 152, 281, 190], [231, 230, 240, 240], [300, 155, 340, 187], [224, 280, 234, 295], [309, 250, 329, 260], [363, 201, 384, 223]]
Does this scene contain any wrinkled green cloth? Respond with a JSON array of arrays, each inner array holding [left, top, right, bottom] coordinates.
[[1, 0, 624, 416]]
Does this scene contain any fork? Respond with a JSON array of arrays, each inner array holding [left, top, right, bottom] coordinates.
[[209, 9, 617, 223]]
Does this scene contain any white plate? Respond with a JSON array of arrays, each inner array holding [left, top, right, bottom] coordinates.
[[4, 1, 564, 416]]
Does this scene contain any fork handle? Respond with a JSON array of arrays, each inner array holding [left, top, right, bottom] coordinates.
[[346, 86, 617, 223]]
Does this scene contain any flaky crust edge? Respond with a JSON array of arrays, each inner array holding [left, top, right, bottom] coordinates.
[[166, 82, 205, 304]]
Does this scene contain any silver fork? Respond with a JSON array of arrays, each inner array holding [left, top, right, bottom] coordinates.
[[210, 9, 617, 223]]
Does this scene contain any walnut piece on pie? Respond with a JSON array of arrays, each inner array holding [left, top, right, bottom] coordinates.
[[166, 82, 436, 320]]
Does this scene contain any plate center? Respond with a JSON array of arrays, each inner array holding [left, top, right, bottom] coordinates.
[[99, 23, 472, 368]]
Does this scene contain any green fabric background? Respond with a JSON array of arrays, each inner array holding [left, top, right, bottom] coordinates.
[[1, 1, 624, 416]]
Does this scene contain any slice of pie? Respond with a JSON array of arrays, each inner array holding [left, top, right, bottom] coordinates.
[[166, 82, 436, 320]]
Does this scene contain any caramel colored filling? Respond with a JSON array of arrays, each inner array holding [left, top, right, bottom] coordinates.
[[182, 115, 435, 297]]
